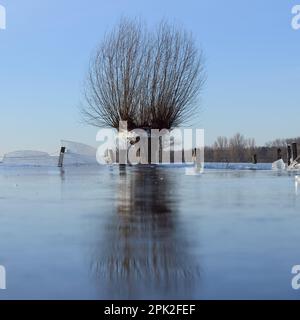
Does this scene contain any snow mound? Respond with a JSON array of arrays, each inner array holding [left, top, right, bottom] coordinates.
[[2, 150, 56, 166], [272, 159, 286, 171], [0, 141, 100, 167]]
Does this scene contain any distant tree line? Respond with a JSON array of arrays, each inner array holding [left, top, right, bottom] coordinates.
[[205, 133, 300, 163]]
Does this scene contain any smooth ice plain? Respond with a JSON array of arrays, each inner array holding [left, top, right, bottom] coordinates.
[[0, 165, 300, 299]]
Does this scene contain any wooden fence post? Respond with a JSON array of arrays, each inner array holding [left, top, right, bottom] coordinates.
[[287, 145, 292, 166], [292, 143, 298, 161], [58, 147, 66, 167]]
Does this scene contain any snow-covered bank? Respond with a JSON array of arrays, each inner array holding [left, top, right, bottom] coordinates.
[[0, 161, 272, 170]]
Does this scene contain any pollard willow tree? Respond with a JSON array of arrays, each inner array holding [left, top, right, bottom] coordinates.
[[82, 18, 205, 162]]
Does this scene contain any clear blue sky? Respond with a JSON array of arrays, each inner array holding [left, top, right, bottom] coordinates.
[[0, 0, 300, 156]]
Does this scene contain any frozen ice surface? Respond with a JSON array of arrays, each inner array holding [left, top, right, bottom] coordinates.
[[0, 165, 300, 299], [61, 140, 98, 166], [61, 140, 96, 157]]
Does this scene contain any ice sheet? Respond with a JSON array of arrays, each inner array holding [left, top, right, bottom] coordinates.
[[0, 166, 300, 299]]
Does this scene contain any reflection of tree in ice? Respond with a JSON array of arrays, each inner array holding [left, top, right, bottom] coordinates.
[[90, 166, 200, 298]]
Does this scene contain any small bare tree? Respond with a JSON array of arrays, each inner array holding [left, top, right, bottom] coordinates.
[[213, 136, 229, 161], [82, 18, 205, 131], [229, 133, 246, 162]]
